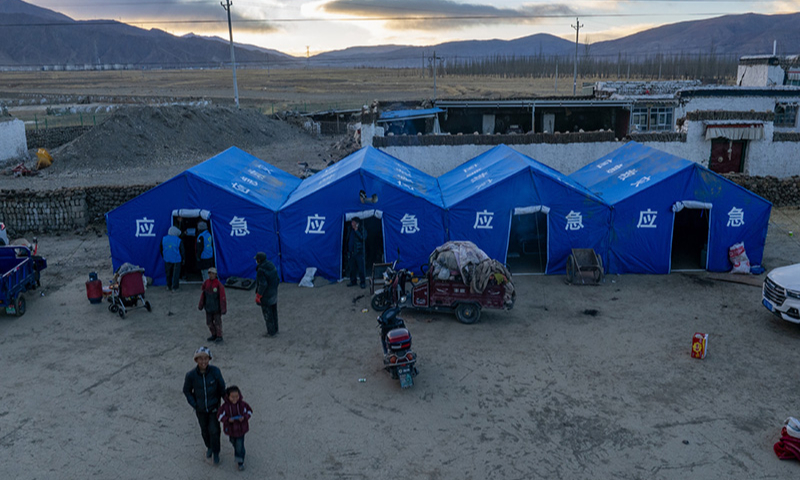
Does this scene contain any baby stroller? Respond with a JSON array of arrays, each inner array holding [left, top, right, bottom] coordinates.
[[108, 264, 151, 318]]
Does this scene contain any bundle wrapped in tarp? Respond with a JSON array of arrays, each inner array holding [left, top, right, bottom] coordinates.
[[429, 241, 515, 308], [429, 241, 489, 281]]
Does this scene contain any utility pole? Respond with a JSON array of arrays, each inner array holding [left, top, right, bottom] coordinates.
[[220, 0, 239, 108], [306, 46, 310, 69], [554, 62, 558, 93], [572, 17, 583, 96], [429, 51, 440, 101]]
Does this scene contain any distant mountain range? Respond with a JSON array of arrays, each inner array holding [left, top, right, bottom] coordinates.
[[0, 0, 299, 69], [1, 0, 798, 69]]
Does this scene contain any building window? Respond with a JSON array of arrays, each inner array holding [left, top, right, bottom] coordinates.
[[631, 106, 674, 132], [631, 107, 648, 131], [649, 107, 674, 131], [775, 104, 798, 128]]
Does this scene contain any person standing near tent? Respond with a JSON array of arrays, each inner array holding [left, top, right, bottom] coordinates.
[[198, 267, 227, 343], [347, 217, 367, 288], [161, 226, 184, 291], [183, 346, 226, 465], [196, 221, 214, 281], [255, 252, 279, 337]]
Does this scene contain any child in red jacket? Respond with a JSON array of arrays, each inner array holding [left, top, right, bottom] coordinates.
[[198, 267, 227, 343], [217, 386, 253, 471]]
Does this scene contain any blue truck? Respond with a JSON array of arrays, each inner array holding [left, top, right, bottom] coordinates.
[[0, 244, 46, 316]]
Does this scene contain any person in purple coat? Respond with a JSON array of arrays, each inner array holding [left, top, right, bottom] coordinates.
[[217, 386, 253, 471]]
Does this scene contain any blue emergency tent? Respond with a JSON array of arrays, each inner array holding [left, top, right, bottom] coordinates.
[[106, 147, 301, 284], [278, 146, 446, 282], [438, 144, 612, 274], [569, 142, 772, 274]]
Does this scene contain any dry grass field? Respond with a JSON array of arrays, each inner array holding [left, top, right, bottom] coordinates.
[[0, 68, 604, 114]]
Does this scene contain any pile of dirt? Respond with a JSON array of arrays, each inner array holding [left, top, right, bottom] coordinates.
[[1, 105, 350, 189], [51, 105, 314, 172]]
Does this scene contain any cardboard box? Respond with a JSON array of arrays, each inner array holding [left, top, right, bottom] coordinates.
[[691, 332, 708, 359]]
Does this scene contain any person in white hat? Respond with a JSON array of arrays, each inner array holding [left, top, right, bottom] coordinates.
[[183, 347, 226, 465], [160, 226, 184, 291], [195, 221, 215, 281]]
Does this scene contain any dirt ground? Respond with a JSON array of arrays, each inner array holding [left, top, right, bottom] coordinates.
[[1, 207, 799, 479], [1, 105, 352, 190], [0, 69, 600, 112]]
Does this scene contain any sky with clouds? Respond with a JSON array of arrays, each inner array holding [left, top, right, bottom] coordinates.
[[22, 0, 800, 56]]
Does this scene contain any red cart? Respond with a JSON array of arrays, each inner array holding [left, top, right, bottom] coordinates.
[[409, 272, 509, 324]]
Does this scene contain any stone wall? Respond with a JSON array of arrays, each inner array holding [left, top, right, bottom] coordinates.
[[685, 110, 774, 122], [723, 174, 800, 207], [0, 175, 796, 237], [26, 126, 94, 150], [774, 132, 800, 142], [0, 184, 154, 236]]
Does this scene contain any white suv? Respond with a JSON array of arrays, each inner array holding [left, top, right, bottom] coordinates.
[[763, 264, 800, 323]]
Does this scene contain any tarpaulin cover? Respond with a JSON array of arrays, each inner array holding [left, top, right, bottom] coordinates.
[[438, 144, 612, 274], [378, 108, 443, 121], [569, 141, 772, 274], [106, 147, 301, 285], [278, 146, 446, 282]]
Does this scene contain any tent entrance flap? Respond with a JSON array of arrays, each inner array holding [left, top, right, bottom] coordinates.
[[172, 210, 215, 282], [341, 214, 385, 280], [670, 207, 710, 271], [507, 207, 549, 274]]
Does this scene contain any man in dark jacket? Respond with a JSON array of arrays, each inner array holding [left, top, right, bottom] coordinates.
[[183, 346, 226, 465], [347, 217, 367, 288], [255, 251, 279, 337]]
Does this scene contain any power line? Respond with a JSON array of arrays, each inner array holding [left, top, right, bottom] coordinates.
[[0, 49, 760, 67], [34, 0, 786, 7], [0, 51, 752, 70], [0, 10, 768, 28]]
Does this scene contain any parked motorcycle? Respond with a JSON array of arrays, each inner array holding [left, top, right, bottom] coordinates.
[[371, 261, 409, 312], [377, 305, 418, 389]]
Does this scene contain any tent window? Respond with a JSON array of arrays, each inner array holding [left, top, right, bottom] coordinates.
[[671, 208, 710, 271], [507, 211, 547, 274]]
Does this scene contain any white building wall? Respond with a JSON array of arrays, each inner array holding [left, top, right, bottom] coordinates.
[[755, 141, 800, 177], [382, 141, 705, 177], [737, 65, 767, 87], [736, 64, 785, 87], [0, 119, 27, 163], [677, 96, 777, 117], [380, 90, 800, 178], [381, 128, 800, 178]]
